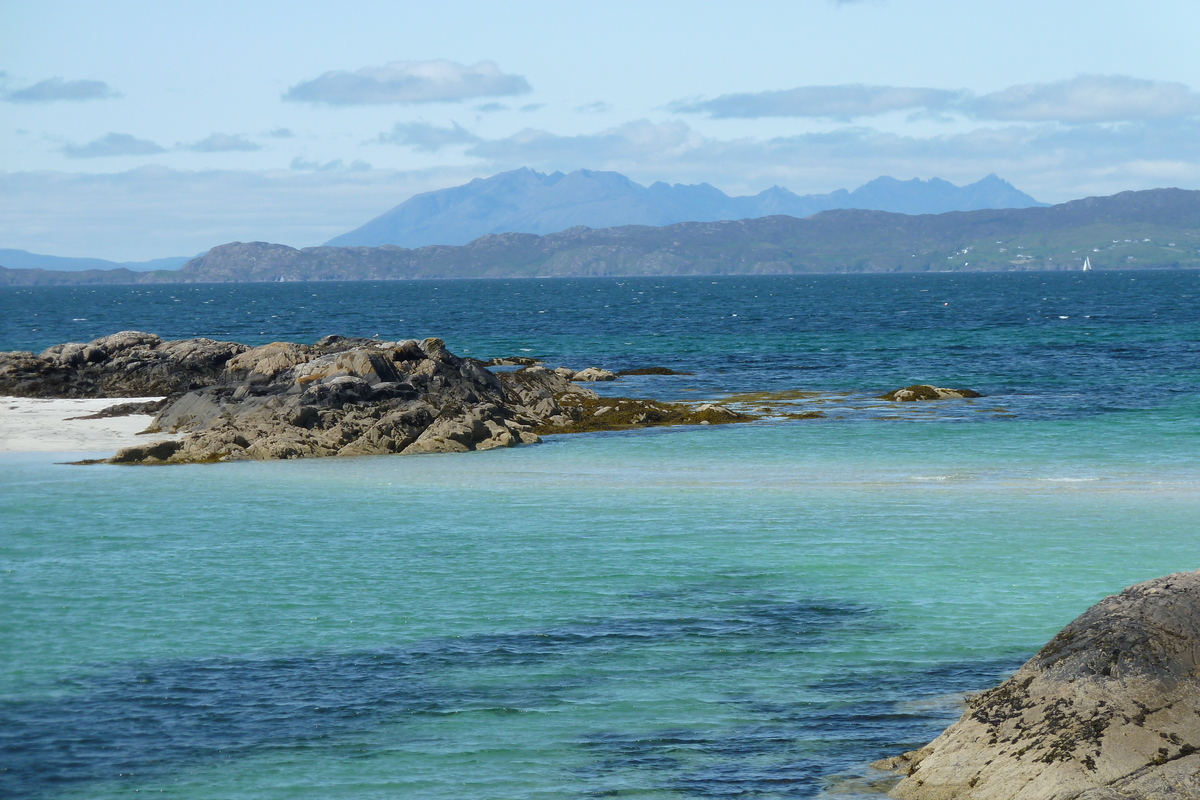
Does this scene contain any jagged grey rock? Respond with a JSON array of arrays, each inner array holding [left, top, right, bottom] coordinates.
[[0, 330, 245, 398], [880, 570, 1200, 800], [571, 367, 617, 382], [880, 384, 983, 401], [123, 336, 569, 463]]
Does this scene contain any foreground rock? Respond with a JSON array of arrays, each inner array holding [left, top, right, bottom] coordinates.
[[878, 570, 1200, 799], [881, 384, 983, 401], [1, 331, 757, 464]]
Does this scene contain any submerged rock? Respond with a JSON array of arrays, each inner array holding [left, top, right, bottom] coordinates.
[[879, 570, 1200, 799], [880, 384, 983, 401], [615, 366, 694, 376]]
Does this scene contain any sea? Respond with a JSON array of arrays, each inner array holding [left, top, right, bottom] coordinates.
[[1, 271, 1199, 799]]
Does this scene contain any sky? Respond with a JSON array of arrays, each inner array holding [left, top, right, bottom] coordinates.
[[3, 0, 1200, 261]]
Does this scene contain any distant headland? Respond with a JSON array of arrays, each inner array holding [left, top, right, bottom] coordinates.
[[1, 187, 1197, 286]]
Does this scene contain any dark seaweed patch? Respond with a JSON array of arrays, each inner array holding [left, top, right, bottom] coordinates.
[[0, 594, 869, 798], [0, 593, 1027, 800]]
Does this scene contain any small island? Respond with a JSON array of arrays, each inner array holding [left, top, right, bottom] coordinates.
[[0, 331, 989, 464], [0, 331, 761, 464]]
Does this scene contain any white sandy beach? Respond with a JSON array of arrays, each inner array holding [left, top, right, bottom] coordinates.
[[0, 396, 180, 454]]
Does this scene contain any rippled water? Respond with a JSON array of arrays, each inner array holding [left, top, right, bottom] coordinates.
[[2, 272, 1199, 798]]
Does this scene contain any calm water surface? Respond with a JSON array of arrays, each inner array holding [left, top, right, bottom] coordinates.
[[1, 272, 1199, 798]]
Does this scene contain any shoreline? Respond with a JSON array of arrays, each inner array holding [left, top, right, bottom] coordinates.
[[0, 396, 179, 454], [3, 264, 1197, 289]]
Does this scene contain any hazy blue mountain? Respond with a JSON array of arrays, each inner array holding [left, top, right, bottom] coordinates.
[[0, 249, 193, 272], [7, 188, 1193, 285], [325, 168, 1047, 248]]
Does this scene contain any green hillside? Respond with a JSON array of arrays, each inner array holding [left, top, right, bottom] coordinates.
[[2, 188, 1197, 285]]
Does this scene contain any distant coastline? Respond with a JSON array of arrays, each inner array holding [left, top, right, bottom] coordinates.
[[2, 187, 1197, 286]]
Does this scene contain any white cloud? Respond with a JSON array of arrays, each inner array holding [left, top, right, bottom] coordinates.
[[671, 85, 962, 120], [966, 75, 1200, 123], [290, 157, 372, 172], [576, 101, 613, 113], [469, 119, 702, 165], [283, 60, 531, 106], [59, 133, 165, 158], [185, 133, 262, 153], [9, 114, 1200, 262], [5, 77, 117, 103], [377, 122, 481, 152], [466, 118, 1200, 201], [672, 75, 1200, 124]]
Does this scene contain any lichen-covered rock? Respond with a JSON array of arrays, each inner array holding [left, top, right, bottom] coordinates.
[[112, 337, 526, 463], [572, 367, 617, 382], [880, 384, 983, 401], [529, 395, 755, 435], [486, 356, 540, 367], [225, 341, 314, 382], [882, 570, 1200, 800], [695, 403, 738, 418]]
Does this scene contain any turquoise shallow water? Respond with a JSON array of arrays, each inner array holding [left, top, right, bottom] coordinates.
[[2, 272, 1199, 797]]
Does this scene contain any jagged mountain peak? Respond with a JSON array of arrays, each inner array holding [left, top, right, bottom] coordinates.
[[324, 168, 1046, 248]]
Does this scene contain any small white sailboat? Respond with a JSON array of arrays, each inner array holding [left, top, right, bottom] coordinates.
[[1082, 256, 1092, 271]]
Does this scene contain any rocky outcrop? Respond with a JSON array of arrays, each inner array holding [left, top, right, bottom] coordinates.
[[879, 570, 1200, 800], [880, 384, 983, 401], [485, 356, 541, 367], [0, 330, 245, 398], [116, 336, 557, 463], [2, 331, 760, 464], [528, 396, 752, 434], [571, 367, 617, 382]]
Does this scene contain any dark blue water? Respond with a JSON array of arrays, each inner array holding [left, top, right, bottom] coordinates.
[[3, 271, 1200, 798], [3, 272, 1199, 415]]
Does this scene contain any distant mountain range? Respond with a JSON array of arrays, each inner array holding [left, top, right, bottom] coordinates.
[[2, 170, 1044, 274], [3, 188, 1195, 286], [324, 169, 1047, 248], [0, 249, 193, 273]]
